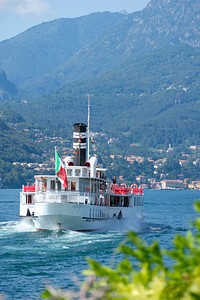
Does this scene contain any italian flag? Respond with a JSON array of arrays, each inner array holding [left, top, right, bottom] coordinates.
[[55, 149, 67, 189]]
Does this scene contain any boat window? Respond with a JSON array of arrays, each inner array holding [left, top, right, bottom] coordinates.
[[91, 182, 96, 193], [110, 196, 114, 206], [67, 169, 72, 176], [75, 169, 81, 176], [82, 168, 87, 177], [105, 197, 109, 206], [110, 196, 121, 207], [50, 180, 55, 190], [57, 181, 61, 191], [100, 182, 107, 192], [71, 181, 76, 191], [26, 195, 32, 204], [79, 179, 90, 193], [124, 197, 129, 207], [42, 181, 47, 191]]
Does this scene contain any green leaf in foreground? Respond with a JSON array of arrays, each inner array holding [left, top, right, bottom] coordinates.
[[41, 201, 200, 300]]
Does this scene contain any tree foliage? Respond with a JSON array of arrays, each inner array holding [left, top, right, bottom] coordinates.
[[11, 44, 200, 149], [41, 202, 200, 300]]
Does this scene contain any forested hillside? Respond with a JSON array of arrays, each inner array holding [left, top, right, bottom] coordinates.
[[0, 0, 199, 145], [0, 107, 43, 187], [11, 44, 200, 148], [0, 69, 18, 100]]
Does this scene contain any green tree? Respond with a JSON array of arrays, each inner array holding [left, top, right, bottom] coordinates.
[[42, 202, 200, 300], [160, 157, 182, 179]]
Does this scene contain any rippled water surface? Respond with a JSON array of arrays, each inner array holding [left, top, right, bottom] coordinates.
[[0, 189, 200, 299]]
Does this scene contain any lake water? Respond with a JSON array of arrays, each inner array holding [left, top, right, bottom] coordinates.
[[0, 189, 200, 299]]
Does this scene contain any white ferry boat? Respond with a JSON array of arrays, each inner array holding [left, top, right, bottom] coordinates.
[[20, 123, 143, 232]]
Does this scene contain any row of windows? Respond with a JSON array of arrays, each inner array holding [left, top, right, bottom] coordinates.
[[67, 168, 105, 179], [109, 196, 143, 207], [89, 208, 107, 219], [110, 196, 130, 207], [50, 179, 102, 193], [50, 180, 77, 191], [134, 197, 143, 206], [36, 178, 106, 193]]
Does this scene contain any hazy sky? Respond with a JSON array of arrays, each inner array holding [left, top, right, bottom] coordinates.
[[0, 0, 149, 41]]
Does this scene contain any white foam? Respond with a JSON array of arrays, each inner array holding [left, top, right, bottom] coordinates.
[[14, 219, 36, 232]]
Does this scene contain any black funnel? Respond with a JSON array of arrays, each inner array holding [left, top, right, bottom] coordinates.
[[73, 123, 87, 166]]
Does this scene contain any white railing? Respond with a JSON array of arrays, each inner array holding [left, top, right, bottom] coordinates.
[[34, 190, 96, 204]]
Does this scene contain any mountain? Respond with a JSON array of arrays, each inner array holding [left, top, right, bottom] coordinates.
[[50, 0, 200, 91], [0, 12, 125, 92], [12, 44, 200, 148], [0, 69, 18, 100], [52, 0, 200, 85], [0, 0, 199, 148], [0, 0, 199, 95], [0, 106, 41, 159]]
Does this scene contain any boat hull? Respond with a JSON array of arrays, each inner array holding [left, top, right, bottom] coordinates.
[[32, 202, 143, 232]]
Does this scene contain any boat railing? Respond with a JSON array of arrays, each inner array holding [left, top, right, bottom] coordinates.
[[22, 185, 35, 193], [34, 190, 98, 204], [111, 184, 143, 195]]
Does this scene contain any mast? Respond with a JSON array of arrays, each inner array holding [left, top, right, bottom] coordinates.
[[86, 94, 91, 161]]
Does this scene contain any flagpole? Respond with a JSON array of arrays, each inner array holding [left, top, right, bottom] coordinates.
[[55, 146, 57, 175]]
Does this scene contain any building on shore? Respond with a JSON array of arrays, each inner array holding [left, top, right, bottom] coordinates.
[[161, 179, 186, 190]]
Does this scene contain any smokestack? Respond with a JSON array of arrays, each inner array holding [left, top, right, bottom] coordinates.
[[73, 123, 87, 166]]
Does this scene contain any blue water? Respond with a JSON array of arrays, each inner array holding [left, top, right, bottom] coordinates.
[[0, 189, 200, 299]]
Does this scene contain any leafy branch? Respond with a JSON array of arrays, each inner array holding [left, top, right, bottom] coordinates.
[[42, 202, 200, 300]]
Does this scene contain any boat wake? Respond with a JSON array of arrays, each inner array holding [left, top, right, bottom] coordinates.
[[141, 221, 191, 236], [42, 229, 125, 246], [0, 219, 36, 235], [141, 222, 173, 234], [15, 218, 36, 232]]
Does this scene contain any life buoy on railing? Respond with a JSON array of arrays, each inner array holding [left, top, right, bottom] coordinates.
[[130, 184, 138, 194], [111, 183, 118, 193], [120, 183, 127, 188], [119, 187, 126, 194], [119, 184, 128, 194], [131, 184, 138, 188]]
